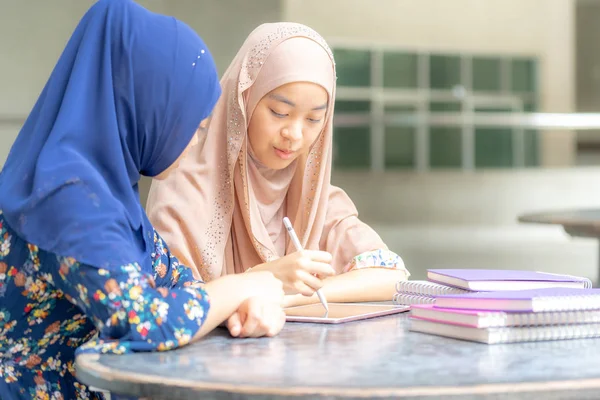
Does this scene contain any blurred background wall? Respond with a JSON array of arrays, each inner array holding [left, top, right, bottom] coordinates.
[[2, 0, 598, 281]]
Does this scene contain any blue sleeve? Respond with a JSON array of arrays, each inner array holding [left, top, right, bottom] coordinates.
[[150, 229, 203, 289], [49, 254, 210, 355]]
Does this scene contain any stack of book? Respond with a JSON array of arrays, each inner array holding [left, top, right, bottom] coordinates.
[[409, 287, 600, 344], [393, 269, 592, 306]]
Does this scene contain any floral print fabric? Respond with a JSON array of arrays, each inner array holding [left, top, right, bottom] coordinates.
[[0, 211, 209, 399]]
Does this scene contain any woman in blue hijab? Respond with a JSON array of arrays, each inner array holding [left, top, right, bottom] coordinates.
[[0, 0, 285, 398]]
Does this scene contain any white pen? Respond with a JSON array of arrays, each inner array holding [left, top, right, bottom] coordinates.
[[283, 217, 329, 312]]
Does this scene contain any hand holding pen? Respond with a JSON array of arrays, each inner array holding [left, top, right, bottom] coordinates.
[[283, 217, 330, 312], [247, 220, 335, 301]]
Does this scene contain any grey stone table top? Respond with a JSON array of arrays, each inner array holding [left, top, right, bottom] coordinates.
[[76, 312, 600, 399]]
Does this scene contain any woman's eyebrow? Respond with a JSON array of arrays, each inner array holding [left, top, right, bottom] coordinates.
[[268, 93, 295, 107], [268, 93, 327, 111]]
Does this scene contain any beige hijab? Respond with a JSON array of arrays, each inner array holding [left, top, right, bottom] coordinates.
[[146, 22, 388, 281]]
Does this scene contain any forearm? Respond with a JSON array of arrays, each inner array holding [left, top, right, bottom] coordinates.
[[191, 275, 252, 341], [283, 267, 408, 308]]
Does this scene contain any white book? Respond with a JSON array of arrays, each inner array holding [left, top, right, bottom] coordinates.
[[410, 317, 600, 344]]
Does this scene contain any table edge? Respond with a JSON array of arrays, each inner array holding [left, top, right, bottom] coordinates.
[[75, 353, 600, 398], [518, 209, 600, 225]]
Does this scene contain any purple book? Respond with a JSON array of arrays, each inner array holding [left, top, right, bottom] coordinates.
[[435, 287, 600, 312], [427, 269, 592, 291]]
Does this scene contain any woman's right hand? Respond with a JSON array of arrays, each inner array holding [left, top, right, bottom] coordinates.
[[226, 297, 286, 338], [226, 271, 286, 338], [251, 251, 335, 296], [194, 271, 284, 342]]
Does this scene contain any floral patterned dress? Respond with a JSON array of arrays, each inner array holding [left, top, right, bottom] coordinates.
[[0, 211, 210, 400]]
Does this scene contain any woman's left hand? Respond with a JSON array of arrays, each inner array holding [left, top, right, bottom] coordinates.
[[226, 297, 286, 338]]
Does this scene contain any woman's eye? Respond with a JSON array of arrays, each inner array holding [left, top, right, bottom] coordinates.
[[270, 109, 287, 118], [307, 118, 322, 123]]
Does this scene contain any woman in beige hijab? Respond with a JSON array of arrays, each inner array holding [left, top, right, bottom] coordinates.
[[147, 22, 410, 317]]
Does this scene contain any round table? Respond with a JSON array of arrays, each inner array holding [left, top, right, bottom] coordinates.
[[76, 313, 600, 399]]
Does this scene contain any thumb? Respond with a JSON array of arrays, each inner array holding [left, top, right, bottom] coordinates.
[[227, 312, 242, 337]]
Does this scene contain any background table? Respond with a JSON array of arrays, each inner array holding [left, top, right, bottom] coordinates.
[[519, 208, 600, 279]]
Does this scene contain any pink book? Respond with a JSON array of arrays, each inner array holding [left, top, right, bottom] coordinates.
[[434, 287, 600, 312], [427, 269, 592, 291], [411, 303, 600, 328]]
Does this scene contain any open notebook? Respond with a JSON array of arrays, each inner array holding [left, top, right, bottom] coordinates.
[[427, 269, 592, 291], [434, 287, 600, 312]]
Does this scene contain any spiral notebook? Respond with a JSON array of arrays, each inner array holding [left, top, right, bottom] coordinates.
[[410, 318, 600, 344], [392, 293, 437, 306], [395, 280, 472, 296], [411, 304, 600, 328], [435, 287, 600, 312], [427, 269, 593, 291]]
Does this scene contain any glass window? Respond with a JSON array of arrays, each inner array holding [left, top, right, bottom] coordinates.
[[511, 58, 536, 93], [333, 126, 371, 168], [383, 52, 418, 89], [335, 100, 371, 113], [472, 57, 501, 92], [333, 49, 371, 87], [385, 126, 415, 168], [332, 46, 539, 170], [429, 101, 462, 112], [430, 54, 461, 90], [430, 128, 462, 168]]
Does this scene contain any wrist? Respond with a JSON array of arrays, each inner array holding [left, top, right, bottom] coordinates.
[[246, 262, 266, 273], [234, 270, 273, 300], [222, 274, 256, 303]]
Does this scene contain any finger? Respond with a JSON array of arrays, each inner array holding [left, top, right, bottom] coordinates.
[[253, 304, 280, 338], [244, 302, 270, 338], [248, 318, 270, 338], [267, 310, 286, 337], [283, 284, 300, 296], [302, 250, 333, 263], [240, 308, 260, 338], [300, 261, 336, 277], [227, 312, 242, 337], [294, 281, 318, 297], [295, 270, 324, 291]]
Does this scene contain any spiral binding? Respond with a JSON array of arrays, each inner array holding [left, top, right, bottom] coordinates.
[[411, 319, 600, 344], [533, 272, 593, 289], [531, 294, 600, 312], [490, 322, 600, 343], [392, 293, 436, 306], [507, 309, 598, 326], [395, 280, 470, 297], [415, 307, 600, 327]]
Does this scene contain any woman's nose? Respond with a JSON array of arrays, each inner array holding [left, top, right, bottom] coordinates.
[[281, 122, 302, 142]]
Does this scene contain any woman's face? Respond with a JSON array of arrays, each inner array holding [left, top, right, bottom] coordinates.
[[247, 82, 328, 170], [153, 117, 208, 180]]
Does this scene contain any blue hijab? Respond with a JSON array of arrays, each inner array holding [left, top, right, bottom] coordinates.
[[0, 0, 220, 270]]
